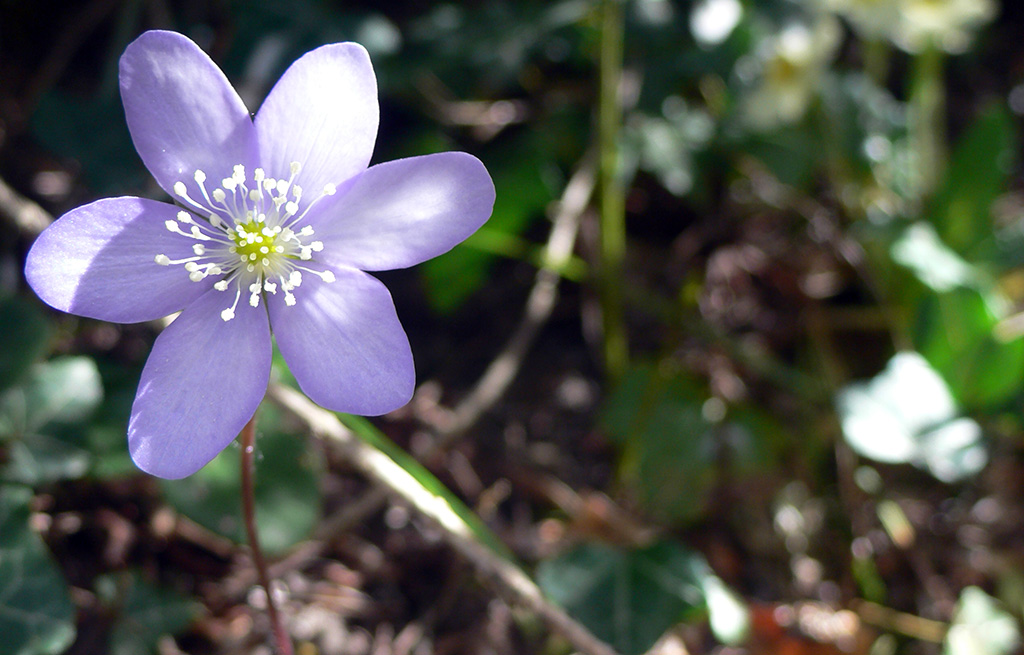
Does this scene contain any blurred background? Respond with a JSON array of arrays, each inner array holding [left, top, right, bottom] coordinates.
[[3, 0, 1024, 654]]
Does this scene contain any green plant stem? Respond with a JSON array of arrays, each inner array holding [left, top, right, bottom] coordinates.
[[862, 38, 891, 89], [909, 45, 946, 197], [598, 0, 628, 381], [240, 416, 293, 655]]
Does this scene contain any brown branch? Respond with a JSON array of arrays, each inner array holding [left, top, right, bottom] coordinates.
[[0, 175, 52, 236], [267, 382, 620, 655], [433, 149, 597, 444]]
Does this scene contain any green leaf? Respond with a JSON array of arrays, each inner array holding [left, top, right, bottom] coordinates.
[[929, 103, 1015, 256], [891, 222, 983, 293], [0, 484, 76, 655], [0, 357, 103, 438], [537, 541, 724, 655], [914, 288, 1024, 409], [943, 587, 1019, 655], [0, 357, 103, 485], [836, 352, 986, 482], [602, 365, 717, 522], [0, 297, 51, 394], [96, 571, 201, 655], [888, 222, 1024, 408], [161, 412, 321, 555]]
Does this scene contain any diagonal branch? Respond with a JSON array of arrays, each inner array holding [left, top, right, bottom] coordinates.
[[268, 382, 620, 655], [435, 149, 597, 443]]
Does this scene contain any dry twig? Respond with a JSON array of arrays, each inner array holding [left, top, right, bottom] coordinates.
[[269, 382, 620, 655]]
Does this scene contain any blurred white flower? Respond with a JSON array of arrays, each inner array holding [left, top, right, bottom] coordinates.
[[819, 0, 995, 53], [821, 0, 903, 41], [894, 0, 996, 54], [741, 18, 841, 129], [690, 0, 743, 47]]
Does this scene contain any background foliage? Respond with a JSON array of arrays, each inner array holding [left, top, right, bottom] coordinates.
[[3, 0, 1024, 654]]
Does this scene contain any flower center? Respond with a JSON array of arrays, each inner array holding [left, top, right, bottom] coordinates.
[[155, 162, 337, 321]]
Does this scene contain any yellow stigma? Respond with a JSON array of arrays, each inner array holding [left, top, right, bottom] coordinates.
[[230, 218, 283, 271]]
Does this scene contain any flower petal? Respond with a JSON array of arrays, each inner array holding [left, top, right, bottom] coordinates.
[[26, 197, 213, 323], [309, 153, 495, 271], [268, 266, 413, 415], [254, 42, 377, 199], [128, 290, 271, 479], [120, 30, 258, 197]]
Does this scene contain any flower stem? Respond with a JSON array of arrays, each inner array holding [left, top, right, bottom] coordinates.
[[908, 45, 946, 197], [598, 0, 628, 382], [240, 416, 293, 655]]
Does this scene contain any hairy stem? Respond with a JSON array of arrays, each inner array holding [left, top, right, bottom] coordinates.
[[240, 415, 293, 655]]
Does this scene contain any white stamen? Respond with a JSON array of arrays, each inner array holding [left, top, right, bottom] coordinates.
[[156, 161, 333, 313]]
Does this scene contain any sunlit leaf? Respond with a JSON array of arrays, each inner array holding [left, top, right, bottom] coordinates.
[[837, 352, 986, 482], [0, 357, 103, 485], [943, 587, 1019, 655]]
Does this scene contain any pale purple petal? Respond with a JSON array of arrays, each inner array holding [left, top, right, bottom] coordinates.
[[120, 30, 258, 197], [254, 42, 377, 199], [26, 197, 213, 323], [268, 266, 413, 415], [308, 152, 495, 271], [128, 290, 271, 479]]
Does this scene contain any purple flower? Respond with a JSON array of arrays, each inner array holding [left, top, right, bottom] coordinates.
[[25, 31, 494, 479]]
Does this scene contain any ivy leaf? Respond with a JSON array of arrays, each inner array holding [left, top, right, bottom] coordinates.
[[0, 484, 76, 655]]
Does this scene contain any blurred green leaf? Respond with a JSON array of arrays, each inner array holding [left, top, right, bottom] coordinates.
[[161, 412, 321, 554], [0, 484, 76, 655], [943, 587, 1019, 655], [537, 541, 727, 655], [889, 222, 1024, 408], [836, 352, 986, 482], [914, 287, 1024, 409], [604, 365, 785, 523], [0, 297, 51, 394], [929, 103, 1015, 257], [892, 222, 983, 293], [0, 357, 103, 437], [0, 357, 103, 485], [625, 99, 715, 196], [603, 365, 715, 522], [95, 571, 201, 655]]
